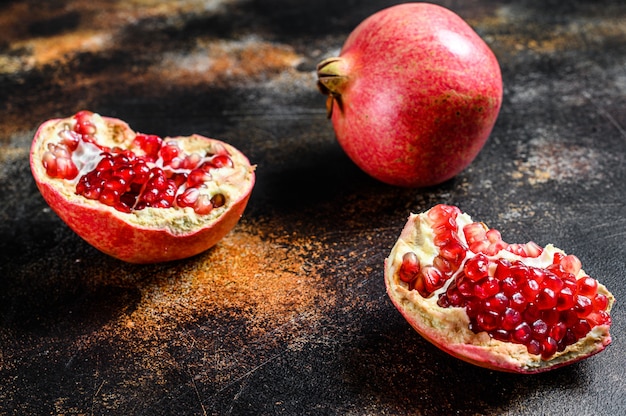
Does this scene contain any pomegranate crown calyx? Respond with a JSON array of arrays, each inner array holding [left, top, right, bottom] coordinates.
[[316, 57, 350, 118]]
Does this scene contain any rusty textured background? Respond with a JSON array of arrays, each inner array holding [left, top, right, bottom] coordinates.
[[1, 0, 625, 414]]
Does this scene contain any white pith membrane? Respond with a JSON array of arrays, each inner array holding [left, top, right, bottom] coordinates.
[[384, 207, 614, 373], [31, 113, 255, 234]]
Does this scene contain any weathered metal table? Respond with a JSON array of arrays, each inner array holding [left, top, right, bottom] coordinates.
[[1, 1, 625, 414]]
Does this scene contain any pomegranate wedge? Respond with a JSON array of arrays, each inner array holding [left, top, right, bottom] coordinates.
[[30, 111, 255, 263], [385, 204, 614, 373]]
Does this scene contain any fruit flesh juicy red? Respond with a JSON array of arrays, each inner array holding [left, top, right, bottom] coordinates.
[[387, 204, 613, 372], [32, 110, 255, 263], [41, 110, 232, 215]]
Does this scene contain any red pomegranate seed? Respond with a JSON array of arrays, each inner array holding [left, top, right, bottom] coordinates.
[[464, 224, 508, 256], [536, 288, 558, 310], [176, 187, 200, 208], [187, 169, 211, 187], [560, 329, 577, 349], [57, 155, 79, 179], [113, 166, 135, 182], [492, 329, 510, 342], [577, 276, 598, 297], [194, 194, 213, 215], [560, 254, 582, 275], [399, 252, 420, 283], [132, 134, 162, 160], [541, 309, 560, 326], [561, 273, 578, 292], [439, 241, 465, 268], [462, 221, 484, 239], [552, 252, 565, 264], [574, 296, 593, 318], [542, 272, 564, 293], [474, 277, 499, 299], [513, 322, 532, 343], [74, 111, 97, 136], [99, 188, 119, 206], [556, 287, 576, 311], [476, 310, 500, 331], [463, 222, 486, 247], [500, 276, 518, 296], [487, 292, 509, 312], [585, 311, 607, 327], [532, 319, 549, 340], [42, 144, 79, 179], [104, 178, 127, 193], [502, 307, 522, 330], [541, 337, 558, 359], [95, 156, 114, 172], [523, 304, 542, 325], [464, 253, 490, 281], [422, 266, 445, 294], [208, 154, 234, 169], [597, 310, 611, 325], [433, 230, 455, 247], [522, 279, 541, 299], [456, 277, 474, 298], [572, 320, 591, 338], [444, 286, 463, 307], [592, 293, 609, 310], [507, 241, 543, 257], [529, 267, 547, 285], [509, 261, 530, 281], [141, 187, 159, 204], [509, 292, 528, 310], [550, 321, 567, 342], [160, 142, 180, 163], [485, 230, 507, 255], [426, 204, 460, 223], [494, 258, 512, 279], [527, 339, 541, 355], [433, 255, 453, 274], [465, 298, 481, 319], [58, 129, 80, 151], [433, 215, 458, 233]]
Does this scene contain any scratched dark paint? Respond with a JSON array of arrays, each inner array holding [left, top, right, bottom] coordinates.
[[1, 0, 625, 414]]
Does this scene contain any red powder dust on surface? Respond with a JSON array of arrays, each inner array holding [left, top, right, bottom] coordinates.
[[66, 220, 339, 399]]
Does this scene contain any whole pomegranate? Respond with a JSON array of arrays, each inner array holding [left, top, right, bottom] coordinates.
[[317, 3, 502, 187], [30, 111, 255, 263], [385, 205, 614, 373]]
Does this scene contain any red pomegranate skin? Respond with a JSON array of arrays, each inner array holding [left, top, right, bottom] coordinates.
[[35, 178, 252, 264], [318, 3, 503, 187], [30, 115, 255, 264]]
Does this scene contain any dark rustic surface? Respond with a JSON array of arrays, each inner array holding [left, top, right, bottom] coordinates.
[[1, 1, 625, 414]]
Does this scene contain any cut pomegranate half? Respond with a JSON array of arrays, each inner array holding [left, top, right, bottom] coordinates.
[[30, 111, 255, 263], [385, 204, 614, 373]]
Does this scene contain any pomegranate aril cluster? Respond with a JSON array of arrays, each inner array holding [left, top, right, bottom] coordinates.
[[398, 205, 465, 296], [440, 254, 611, 359], [398, 204, 611, 359], [42, 111, 232, 215]]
